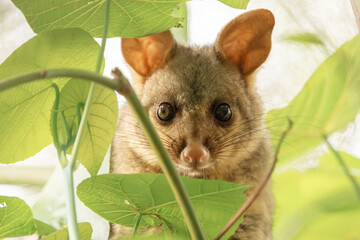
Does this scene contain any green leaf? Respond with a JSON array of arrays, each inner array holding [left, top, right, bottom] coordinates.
[[0, 196, 36, 238], [54, 80, 118, 176], [273, 165, 360, 240], [217, 0, 250, 9], [266, 34, 360, 164], [0, 28, 100, 164], [34, 220, 57, 237], [42, 222, 93, 240], [282, 33, 324, 45], [77, 173, 249, 239], [11, 0, 187, 38]]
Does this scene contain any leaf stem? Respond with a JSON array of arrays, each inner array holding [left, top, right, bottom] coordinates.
[[111, 68, 206, 240], [323, 135, 360, 201], [215, 119, 293, 240], [130, 213, 143, 239]]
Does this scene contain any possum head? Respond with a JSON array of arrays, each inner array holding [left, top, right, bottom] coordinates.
[[120, 9, 275, 178]]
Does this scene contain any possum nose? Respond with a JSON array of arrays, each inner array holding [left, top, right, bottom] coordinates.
[[181, 140, 209, 168]]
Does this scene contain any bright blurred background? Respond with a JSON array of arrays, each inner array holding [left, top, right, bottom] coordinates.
[[0, 0, 359, 239]]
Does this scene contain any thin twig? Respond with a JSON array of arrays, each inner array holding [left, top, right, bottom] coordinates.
[[215, 119, 293, 240], [350, 0, 360, 32], [323, 135, 360, 201]]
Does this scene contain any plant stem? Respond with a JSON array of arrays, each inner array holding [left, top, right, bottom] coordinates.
[[64, 164, 80, 239], [130, 213, 143, 239], [123, 87, 206, 240], [323, 135, 360, 201], [0, 69, 121, 93], [64, 0, 111, 239], [215, 119, 293, 240]]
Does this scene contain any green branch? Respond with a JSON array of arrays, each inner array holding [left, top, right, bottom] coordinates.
[[323, 135, 360, 201], [0, 69, 122, 93]]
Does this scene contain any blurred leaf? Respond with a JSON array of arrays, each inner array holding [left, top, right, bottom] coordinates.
[[42, 222, 92, 240], [53, 80, 117, 176], [266, 34, 360, 164], [35, 220, 56, 237], [273, 162, 360, 240], [77, 173, 249, 239], [0, 28, 100, 164], [0, 196, 36, 238], [320, 151, 360, 172], [12, 0, 187, 38], [217, 0, 249, 9], [283, 33, 324, 45]]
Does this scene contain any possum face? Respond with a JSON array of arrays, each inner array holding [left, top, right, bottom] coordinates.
[[119, 9, 274, 178]]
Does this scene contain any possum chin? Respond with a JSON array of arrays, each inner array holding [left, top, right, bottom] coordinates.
[[176, 162, 215, 178]]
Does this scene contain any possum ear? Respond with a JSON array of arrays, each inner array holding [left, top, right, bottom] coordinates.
[[121, 30, 174, 77], [216, 9, 275, 78]]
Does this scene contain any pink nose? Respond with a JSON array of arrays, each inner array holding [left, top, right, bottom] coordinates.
[[181, 140, 209, 168]]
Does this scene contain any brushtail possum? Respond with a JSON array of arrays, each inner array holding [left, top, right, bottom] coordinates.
[[110, 9, 275, 240]]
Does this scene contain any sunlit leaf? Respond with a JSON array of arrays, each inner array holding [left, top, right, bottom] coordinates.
[[0, 28, 100, 164], [266, 35, 360, 164], [0, 29, 99, 163], [0, 196, 36, 238], [54, 80, 117, 176], [77, 173, 249, 239], [217, 0, 249, 9], [12, 0, 187, 38], [273, 154, 360, 240], [42, 222, 92, 240]]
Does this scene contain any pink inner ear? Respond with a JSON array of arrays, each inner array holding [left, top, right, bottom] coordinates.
[[216, 9, 275, 76], [121, 31, 174, 77]]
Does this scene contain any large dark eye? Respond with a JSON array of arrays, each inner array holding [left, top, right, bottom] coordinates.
[[215, 103, 232, 122], [157, 102, 175, 121]]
